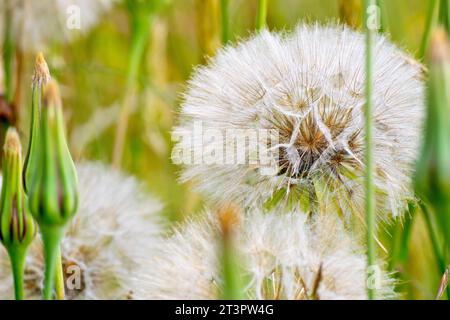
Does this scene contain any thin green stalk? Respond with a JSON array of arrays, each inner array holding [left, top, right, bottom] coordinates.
[[112, 15, 152, 168], [421, 203, 450, 299], [221, 236, 243, 299], [220, 0, 230, 45], [54, 247, 65, 300], [219, 207, 244, 300], [376, 0, 388, 34], [41, 226, 64, 300], [421, 204, 446, 274], [256, 0, 268, 31], [364, 0, 376, 300], [419, 0, 440, 60], [3, 0, 14, 103], [8, 248, 26, 300]]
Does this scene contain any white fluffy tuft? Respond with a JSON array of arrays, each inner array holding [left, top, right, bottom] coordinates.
[[136, 209, 396, 300], [174, 24, 425, 219]]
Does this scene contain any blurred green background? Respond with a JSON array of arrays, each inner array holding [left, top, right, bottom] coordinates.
[[1, 0, 444, 299]]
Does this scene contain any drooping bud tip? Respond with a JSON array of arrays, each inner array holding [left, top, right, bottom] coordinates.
[[32, 52, 51, 86], [3, 127, 22, 155], [429, 28, 450, 64]]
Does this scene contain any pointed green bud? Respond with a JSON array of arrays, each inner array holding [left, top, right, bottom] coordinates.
[[28, 80, 78, 227], [414, 28, 450, 246], [0, 127, 36, 300], [23, 53, 51, 193], [0, 128, 36, 248], [27, 79, 78, 299]]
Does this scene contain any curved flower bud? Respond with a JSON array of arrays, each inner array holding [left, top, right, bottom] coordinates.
[[27, 79, 78, 300], [23, 53, 51, 193], [0, 127, 36, 299]]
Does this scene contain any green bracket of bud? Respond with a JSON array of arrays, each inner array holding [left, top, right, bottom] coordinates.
[[24, 53, 51, 193], [0, 128, 36, 300]]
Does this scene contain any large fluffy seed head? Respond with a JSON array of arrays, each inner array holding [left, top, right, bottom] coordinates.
[[0, 0, 114, 52], [173, 25, 424, 219], [0, 162, 164, 300], [136, 209, 396, 300]]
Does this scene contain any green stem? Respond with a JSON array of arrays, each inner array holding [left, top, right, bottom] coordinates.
[[41, 226, 64, 300], [419, 0, 440, 60], [220, 0, 230, 45], [421, 203, 450, 299], [256, 0, 268, 31], [364, 0, 376, 300], [54, 247, 65, 300], [2, 0, 14, 103], [220, 236, 243, 299], [8, 248, 26, 300], [112, 15, 152, 168]]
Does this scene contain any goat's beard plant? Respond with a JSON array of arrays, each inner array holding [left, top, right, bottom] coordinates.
[[0, 162, 164, 300], [136, 209, 396, 300], [173, 24, 425, 221]]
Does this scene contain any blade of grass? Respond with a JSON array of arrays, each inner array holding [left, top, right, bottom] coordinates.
[[421, 203, 450, 299], [389, 201, 416, 272], [419, 0, 440, 60], [414, 28, 450, 300]]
